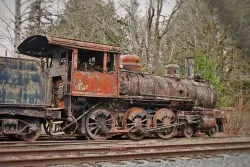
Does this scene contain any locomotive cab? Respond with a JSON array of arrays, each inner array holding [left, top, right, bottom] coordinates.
[[71, 49, 120, 97], [18, 35, 121, 124]]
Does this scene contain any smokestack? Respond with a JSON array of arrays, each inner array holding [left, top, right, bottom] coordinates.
[[185, 57, 194, 79]]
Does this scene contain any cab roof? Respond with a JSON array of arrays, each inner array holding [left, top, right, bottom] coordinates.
[[17, 35, 122, 58]]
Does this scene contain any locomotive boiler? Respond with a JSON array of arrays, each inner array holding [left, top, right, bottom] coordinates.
[[119, 64, 217, 109], [0, 35, 225, 141]]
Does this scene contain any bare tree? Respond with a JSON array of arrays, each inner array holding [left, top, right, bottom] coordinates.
[[119, 0, 182, 73], [120, 0, 145, 57], [152, 0, 182, 72]]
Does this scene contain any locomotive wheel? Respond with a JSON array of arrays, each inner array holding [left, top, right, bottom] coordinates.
[[153, 108, 176, 140], [85, 107, 115, 140], [19, 122, 42, 142], [122, 107, 148, 141], [206, 126, 218, 137], [183, 125, 194, 138]]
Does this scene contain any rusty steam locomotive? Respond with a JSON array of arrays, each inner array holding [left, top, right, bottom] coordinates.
[[0, 35, 224, 141]]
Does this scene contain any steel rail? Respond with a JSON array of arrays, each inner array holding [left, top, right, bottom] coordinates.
[[0, 140, 250, 150], [0, 140, 121, 147], [0, 142, 116, 148], [0, 141, 250, 166], [1, 141, 250, 155], [0, 135, 248, 146]]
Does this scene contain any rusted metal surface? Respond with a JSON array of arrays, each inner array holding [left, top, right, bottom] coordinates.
[[194, 108, 214, 116], [85, 107, 116, 140], [189, 80, 217, 108], [18, 119, 42, 142], [120, 71, 217, 108], [47, 36, 122, 53], [0, 117, 41, 141], [122, 107, 149, 140], [71, 71, 118, 97], [72, 72, 117, 97], [201, 115, 217, 129], [120, 71, 187, 98], [17, 35, 122, 57], [153, 108, 176, 139], [0, 106, 45, 118], [165, 64, 180, 77], [120, 54, 142, 70], [183, 125, 194, 138], [17, 35, 122, 106], [11, 35, 224, 141], [70, 46, 120, 97], [1, 119, 18, 135], [54, 80, 64, 108], [1, 141, 250, 156], [0, 105, 60, 119], [191, 108, 217, 129]]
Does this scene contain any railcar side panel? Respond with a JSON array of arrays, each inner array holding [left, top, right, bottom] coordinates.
[[0, 57, 46, 106]]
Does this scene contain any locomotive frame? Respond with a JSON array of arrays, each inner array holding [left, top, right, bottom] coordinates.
[[0, 35, 225, 141]]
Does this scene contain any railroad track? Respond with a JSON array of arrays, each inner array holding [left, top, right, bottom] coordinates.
[[0, 141, 250, 166], [0, 135, 248, 146], [0, 140, 118, 147]]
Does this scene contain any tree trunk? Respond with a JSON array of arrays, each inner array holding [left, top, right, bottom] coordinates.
[[153, 0, 163, 71], [36, 0, 43, 34], [14, 0, 21, 58]]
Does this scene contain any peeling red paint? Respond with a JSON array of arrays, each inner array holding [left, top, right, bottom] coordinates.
[[72, 71, 118, 97]]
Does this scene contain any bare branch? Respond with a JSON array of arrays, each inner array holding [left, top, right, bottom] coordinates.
[[21, 0, 31, 6], [0, 17, 15, 32], [160, 1, 182, 38], [0, 43, 13, 54], [1, 0, 15, 16]]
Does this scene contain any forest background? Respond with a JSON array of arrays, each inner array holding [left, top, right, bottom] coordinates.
[[0, 0, 249, 135]]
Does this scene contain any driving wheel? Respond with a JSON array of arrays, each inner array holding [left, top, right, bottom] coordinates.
[[153, 108, 176, 139], [122, 107, 149, 140], [85, 107, 115, 140]]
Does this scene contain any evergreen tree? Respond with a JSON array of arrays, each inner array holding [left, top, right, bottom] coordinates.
[[48, 0, 124, 45]]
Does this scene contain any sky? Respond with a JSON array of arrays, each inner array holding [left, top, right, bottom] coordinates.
[[0, 0, 175, 57], [0, 0, 65, 57], [0, 0, 15, 56]]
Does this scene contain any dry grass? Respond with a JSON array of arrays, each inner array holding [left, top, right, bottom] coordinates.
[[223, 101, 250, 135]]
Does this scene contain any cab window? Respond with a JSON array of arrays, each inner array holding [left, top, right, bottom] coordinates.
[[107, 53, 115, 72], [77, 49, 104, 72]]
